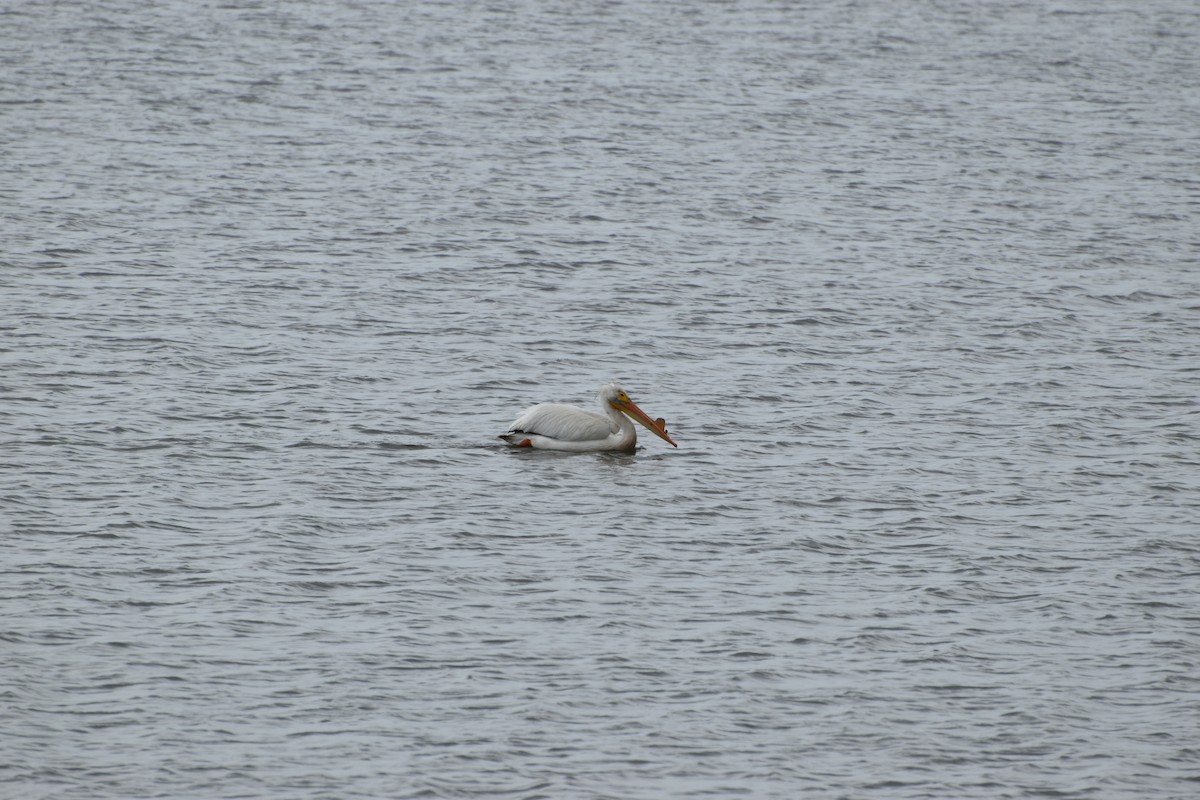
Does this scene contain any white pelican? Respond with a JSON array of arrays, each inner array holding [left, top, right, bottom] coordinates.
[[499, 381, 678, 452]]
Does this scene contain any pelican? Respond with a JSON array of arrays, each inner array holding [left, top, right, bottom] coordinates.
[[499, 381, 678, 452]]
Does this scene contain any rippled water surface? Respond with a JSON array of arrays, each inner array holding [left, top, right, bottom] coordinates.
[[4, 1, 1199, 798]]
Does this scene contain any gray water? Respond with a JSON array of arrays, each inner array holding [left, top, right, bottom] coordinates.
[[3, 1, 1199, 798]]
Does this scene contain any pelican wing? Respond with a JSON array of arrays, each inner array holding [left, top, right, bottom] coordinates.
[[507, 403, 616, 443]]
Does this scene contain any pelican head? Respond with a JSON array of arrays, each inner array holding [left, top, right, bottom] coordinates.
[[599, 381, 677, 447]]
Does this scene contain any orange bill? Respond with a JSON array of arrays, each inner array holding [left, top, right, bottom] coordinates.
[[612, 396, 678, 447]]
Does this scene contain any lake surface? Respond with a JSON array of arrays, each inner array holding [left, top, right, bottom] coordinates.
[[3, 1, 1199, 798]]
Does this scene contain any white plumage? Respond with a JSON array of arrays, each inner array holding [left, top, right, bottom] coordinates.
[[508, 403, 618, 443], [499, 381, 677, 453]]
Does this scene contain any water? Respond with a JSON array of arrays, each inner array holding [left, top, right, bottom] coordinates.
[[3, 1, 1199, 798]]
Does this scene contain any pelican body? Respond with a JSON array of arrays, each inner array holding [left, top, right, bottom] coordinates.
[[500, 382, 678, 453]]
